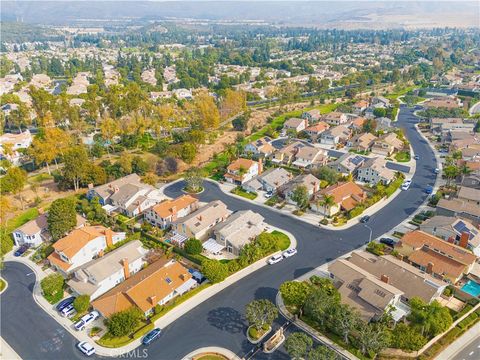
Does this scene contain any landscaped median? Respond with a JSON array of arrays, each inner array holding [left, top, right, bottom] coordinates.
[[230, 186, 257, 200]]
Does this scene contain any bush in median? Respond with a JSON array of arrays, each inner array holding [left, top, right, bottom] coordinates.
[[40, 273, 64, 304]]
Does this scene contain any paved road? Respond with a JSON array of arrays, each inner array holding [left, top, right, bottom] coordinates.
[[452, 335, 480, 360], [1, 106, 438, 360]]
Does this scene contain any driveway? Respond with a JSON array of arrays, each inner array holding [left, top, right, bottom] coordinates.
[[1, 106, 438, 359]]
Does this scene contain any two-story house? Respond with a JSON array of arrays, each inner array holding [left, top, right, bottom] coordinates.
[[224, 158, 261, 185], [304, 122, 329, 141], [356, 157, 396, 185], [347, 133, 377, 152], [371, 133, 404, 157], [322, 111, 348, 126], [319, 125, 351, 146], [301, 109, 321, 123], [283, 117, 308, 133], [243, 136, 275, 157], [242, 167, 293, 194], [311, 181, 367, 216], [144, 195, 199, 229], [280, 174, 320, 206], [327, 153, 365, 176], [291, 146, 328, 169]]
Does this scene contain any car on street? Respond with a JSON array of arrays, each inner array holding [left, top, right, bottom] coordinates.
[[425, 185, 433, 194], [268, 254, 284, 265], [434, 168, 440, 174], [142, 328, 162, 346], [60, 304, 77, 318], [74, 311, 100, 331], [360, 215, 370, 223], [56, 296, 76, 312], [282, 248, 297, 258], [265, 191, 274, 199], [14, 244, 29, 257], [401, 180, 412, 191], [414, 155, 420, 160], [379, 237, 396, 247], [77, 341, 95, 356]]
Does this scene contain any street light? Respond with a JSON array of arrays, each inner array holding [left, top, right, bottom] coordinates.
[[363, 223, 373, 243]]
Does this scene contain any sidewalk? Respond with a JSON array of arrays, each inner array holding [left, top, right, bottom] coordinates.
[[1, 337, 22, 360], [182, 346, 241, 360], [436, 322, 480, 360]]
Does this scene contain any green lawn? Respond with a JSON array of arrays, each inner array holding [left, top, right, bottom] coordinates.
[[394, 151, 411, 162], [97, 322, 154, 348], [29, 173, 54, 183], [231, 187, 257, 200], [5, 208, 39, 233], [271, 230, 291, 251]]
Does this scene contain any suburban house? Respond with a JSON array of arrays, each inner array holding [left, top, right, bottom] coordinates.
[[0, 130, 33, 165], [423, 97, 463, 110], [319, 125, 351, 146], [430, 118, 475, 135], [311, 181, 367, 216], [242, 167, 293, 193], [301, 109, 321, 123], [375, 117, 393, 132], [68, 240, 147, 300], [436, 198, 480, 227], [322, 111, 348, 126], [371, 133, 404, 157], [12, 213, 87, 247], [328, 258, 405, 321], [394, 230, 477, 284], [144, 195, 199, 229], [171, 200, 230, 241], [224, 158, 261, 185], [244, 136, 275, 157], [305, 122, 329, 141], [280, 174, 320, 205], [356, 157, 396, 185], [48, 226, 127, 274], [291, 146, 328, 169], [271, 141, 306, 165], [92, 259, 196, 318], [349, 117, 367, 131], [457, 187, 480, 206], [283, 117, 308, 133], [213, 210, 266, 256], [371, 96, 391, 108], [346, 251, 446, 304], [347, 133, 377, 152], [420, 216, 480, 256], [328, 153, 365, 175], [353, 100, 369, 114]]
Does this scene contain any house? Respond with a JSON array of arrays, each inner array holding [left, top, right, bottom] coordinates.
[[423, 97, 463, 110], [244, 136, 275, 157], [350, 117, 367, 131], [173, 88, 193, 100], [171, 200, 230, 241], [436, 198, 480, 227], [242, 167, 293, 193], [328, 153, 365, 175], [371, 96, 391, 108], [375, 117, 392, 132], [301, 109, 321, 123], [328, 258, 404, 321], [271, 141, 306, 165], [291, 146, 328, 169], [213, 210, 266, 256], [48, 226, 127, 274], [347, 133, 377, 152], [224, 158, 261, 185], [319, 125, 351, 146], [12, 213, 87, 247], [280, 174, 320, 205], [394, 230, 477, 284], [322, 112, 348, 126], [87, 174, 148, 206], [0, 130, 33, 165], [68, 240, 147, 300], [353, 100, 369, 114], [430, 118, 475, 134], [371, 133, 404, 157], [356, 157, 396, 185], [420, 216, 480, 256], [311, 181, 367, 216], [144, 195, 199, 229], [283, 118, 308, 133], [457, 186, 480, 206], [346, 251, 446, 304], [305, 122, 329, 141], [108, 182, 163, 217], [92, 259, 196, 317]]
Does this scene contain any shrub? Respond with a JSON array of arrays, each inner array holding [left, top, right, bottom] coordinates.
[[73, 295, 91, 313], [107, 307, 143, 337], [184, 238, 203, 255], [40, 273, 64, 304]]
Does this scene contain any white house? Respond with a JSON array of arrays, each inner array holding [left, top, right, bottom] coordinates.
[[0, 130, 33, 165], [224, 158, 261, 185], [144, 195, 199, 229]]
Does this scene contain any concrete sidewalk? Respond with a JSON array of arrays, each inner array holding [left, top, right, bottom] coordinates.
[[1, 337, 22, 360], [182, 346, 241, 360], [436, 322, 480, 360]]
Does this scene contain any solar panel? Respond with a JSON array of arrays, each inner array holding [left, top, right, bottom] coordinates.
[[165, 277, 172, 284], [351, 155, 364, 165]]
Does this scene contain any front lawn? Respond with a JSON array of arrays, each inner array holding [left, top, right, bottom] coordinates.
[[271, 230, 290, 251], [394, 151, 411, 162], [97, 321, 153, 348], [231, 187, 257, 200]]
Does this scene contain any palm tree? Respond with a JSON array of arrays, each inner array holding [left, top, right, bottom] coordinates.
[[458, 163, 472, 185], [320, 194, 336, 219]]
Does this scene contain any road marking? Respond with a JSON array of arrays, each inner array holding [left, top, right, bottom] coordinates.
[[26, 272, 34, 276], [469, 351, 474, 356]]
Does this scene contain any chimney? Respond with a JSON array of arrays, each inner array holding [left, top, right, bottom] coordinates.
[[258, 159, 263, 175], [105, 228, 113, 247], [447, 236, 455, 244], [459, 232, 469, 248], [180, 273, 185, 281], [380, 274, 389, 284], [426, 262, 434, 275], [114, 186, 119, 193], [149, 295, 157, 305], [198, 215, 202, 221], [122, 258, 130, 279], [171, 206, 177, 214]]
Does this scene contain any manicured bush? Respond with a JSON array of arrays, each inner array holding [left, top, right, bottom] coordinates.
[[184, 238, 203, 255], [107, 307, 143, 337], [40, 273, 64, 304], [73, 295, 91, 313]]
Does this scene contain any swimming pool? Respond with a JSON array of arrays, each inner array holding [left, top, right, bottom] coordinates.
[[461, 280, 480, 297]]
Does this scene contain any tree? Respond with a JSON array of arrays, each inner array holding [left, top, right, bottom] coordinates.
[[290, 185, 310, 209], [180, 143, 197, 164], [319, 194, 335, 218], [304, 281, 340, 327], [279, 281, 312, 307], [0, 167, 27, 209], [62, 146, 90, 191], [390, 323, 427, 351], [307, 346, 339, 360], [443, 165, 458, 187], [474, 120, 480, 133], [48, 198, 77, 241], [407, 298, 452, 338], [245, 299, 278, 331], [192, 92, 220, 130], [313, 166, 339, 185], [373, 108, 387, 118], [107, 307, 143, 337], [331, 303, 359, 344], [285, 332, 313, 360], [40, 273, 64, 300], [184, 238, 203, 255], [184, 167, 204, 192], [202, 259, 229, 283], [73, 295, 91, 313], [357, 323, 391, 356]]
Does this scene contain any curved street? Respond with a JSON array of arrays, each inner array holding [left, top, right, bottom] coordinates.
[[0, 105, 438, 360]]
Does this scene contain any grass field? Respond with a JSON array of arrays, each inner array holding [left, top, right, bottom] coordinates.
[[394, 151, 411, 162], [5, 208, 39, 233], [231, 187, 257, 200]]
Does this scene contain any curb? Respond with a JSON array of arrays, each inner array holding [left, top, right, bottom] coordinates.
[[182, 346, 242, 360]]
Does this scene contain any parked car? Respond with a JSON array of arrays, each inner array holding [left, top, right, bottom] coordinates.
[[142, 328, 162, 346], [61, 304, 77, 318], [188, 269, 207, 284], [401, 180, 411, 191], [425, 185, 433, 194], [74, 311, 100, 331], [283, 248, 297, 258], [414, 155, 420, 160], [268, 254, 284, 265], [265, 190, 274, 199], [360, 215, 370, 223], [379, 237, 396, 247], [434, 168, 440, 174], [56, 296, 76, 312], [77, 341, 95, 356], [14, 244, 29, 257]]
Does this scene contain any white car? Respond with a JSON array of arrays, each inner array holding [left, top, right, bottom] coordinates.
[[61, 304, 77, 318], [265, 191, 274, 199], [283, 248, 297, 258], [401, 182, 411, 191], [74, 311, 100, 331], [268, 254, 284, 265], [77, 341, 95, 356]]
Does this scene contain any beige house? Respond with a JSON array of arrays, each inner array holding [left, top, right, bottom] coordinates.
[[356, 157, 396, 185], [311, 181, 367, 216], [347, 133, 377, 152], [283, 117, 308, 132], [322, 111, 348, 126], [371, 133, 404, 157]]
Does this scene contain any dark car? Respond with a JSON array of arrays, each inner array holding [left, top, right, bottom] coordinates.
[[56, 296, 76, 312], [142, 328, 162, 346], [14, 244, 29, 257], [425, 185, 433, 194], [360, 215, 370, 223], [379, 238, 396, 247], [414, 155, 420, 160]]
